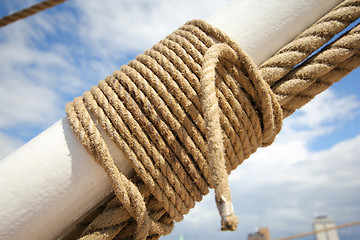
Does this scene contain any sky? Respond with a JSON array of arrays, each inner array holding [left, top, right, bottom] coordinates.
[[0, 1, 359, 240]]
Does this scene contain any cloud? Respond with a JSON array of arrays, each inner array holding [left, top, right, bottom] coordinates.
[[73, 0, 231, 58], [0, 21, 73, 130], [0, 132, 23, 160], [291, 91, 359, 127], [0, 77, 61, 128], [279, 90, 360, 145], [248, 134, 360, 238]]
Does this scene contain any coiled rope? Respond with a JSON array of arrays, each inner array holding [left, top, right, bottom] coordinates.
[[65, 0, 360, 239], [66, 18, 284, 237], [0, 0, 66, 28]]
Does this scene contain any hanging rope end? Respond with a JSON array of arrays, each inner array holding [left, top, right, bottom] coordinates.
[[221, 213, 239, 231], [217, 196, 238, 231]]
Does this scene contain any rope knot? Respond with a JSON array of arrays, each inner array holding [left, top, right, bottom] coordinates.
[[200, 42, 283, 231]]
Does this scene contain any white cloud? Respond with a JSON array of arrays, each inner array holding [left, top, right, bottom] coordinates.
[[0, 5, 88, 130], [0, 23, 69, 128], [0, 78, 61, 128], [0, 132, 23, 160], [73, 0, 231, 58], [287, 90, 360, 127], [0, 39, 70, 69], [278, 90, 360, 144]]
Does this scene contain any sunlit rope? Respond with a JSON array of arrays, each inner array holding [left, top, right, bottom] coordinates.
[[0, 0, 67, 28]]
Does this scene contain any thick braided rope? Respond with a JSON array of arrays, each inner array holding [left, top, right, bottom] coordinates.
[[0, 0, 67, 28], [66, 20, 283, 239], [201, 43, 282, 230], [259, 0, 360, 85], [64, 2, 360, 239], [66, 98, 173, 239], [272, 22, 360, 117], [62, 177, 175, 240]]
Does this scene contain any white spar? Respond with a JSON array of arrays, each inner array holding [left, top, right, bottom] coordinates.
[[0, 0, 343, 239]]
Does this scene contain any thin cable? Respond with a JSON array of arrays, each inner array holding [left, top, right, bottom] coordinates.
[[0, 0, 67, 28]]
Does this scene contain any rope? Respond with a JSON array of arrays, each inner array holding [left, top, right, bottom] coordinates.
[[0, 0, 67, 28], [259, 0, 360, 85], [63, 0, 360, 239], [200, 43, 282, 230], [270, 23, 360, 117], [66, 19, 282, 238]]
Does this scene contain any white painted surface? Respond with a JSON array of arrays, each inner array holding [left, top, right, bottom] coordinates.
[[0, 0, 343, 239], [207, 0, 342, 65], [0, 119, 134, 240]]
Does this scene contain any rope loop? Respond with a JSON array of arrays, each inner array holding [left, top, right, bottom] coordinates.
[[201, 42, 282, 231]]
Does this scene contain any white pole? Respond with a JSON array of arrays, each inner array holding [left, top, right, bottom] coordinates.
[[0, 0, 343, 239]]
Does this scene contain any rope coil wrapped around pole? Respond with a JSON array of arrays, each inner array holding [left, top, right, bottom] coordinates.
[[66, 19, 285, 238], [64, 0, 360, 235]]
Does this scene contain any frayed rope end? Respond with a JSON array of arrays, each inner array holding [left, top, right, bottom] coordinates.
[[221, 214, 239, 231], [217, 197, 238, 231]]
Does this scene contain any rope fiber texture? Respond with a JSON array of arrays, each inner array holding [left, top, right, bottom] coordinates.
[[0, 0, 67, 28], [64, 0, 360, 239], [66, 19, 282, 238]]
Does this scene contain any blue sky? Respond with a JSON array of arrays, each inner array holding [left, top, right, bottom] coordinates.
[[0, 1, 359, 240]]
